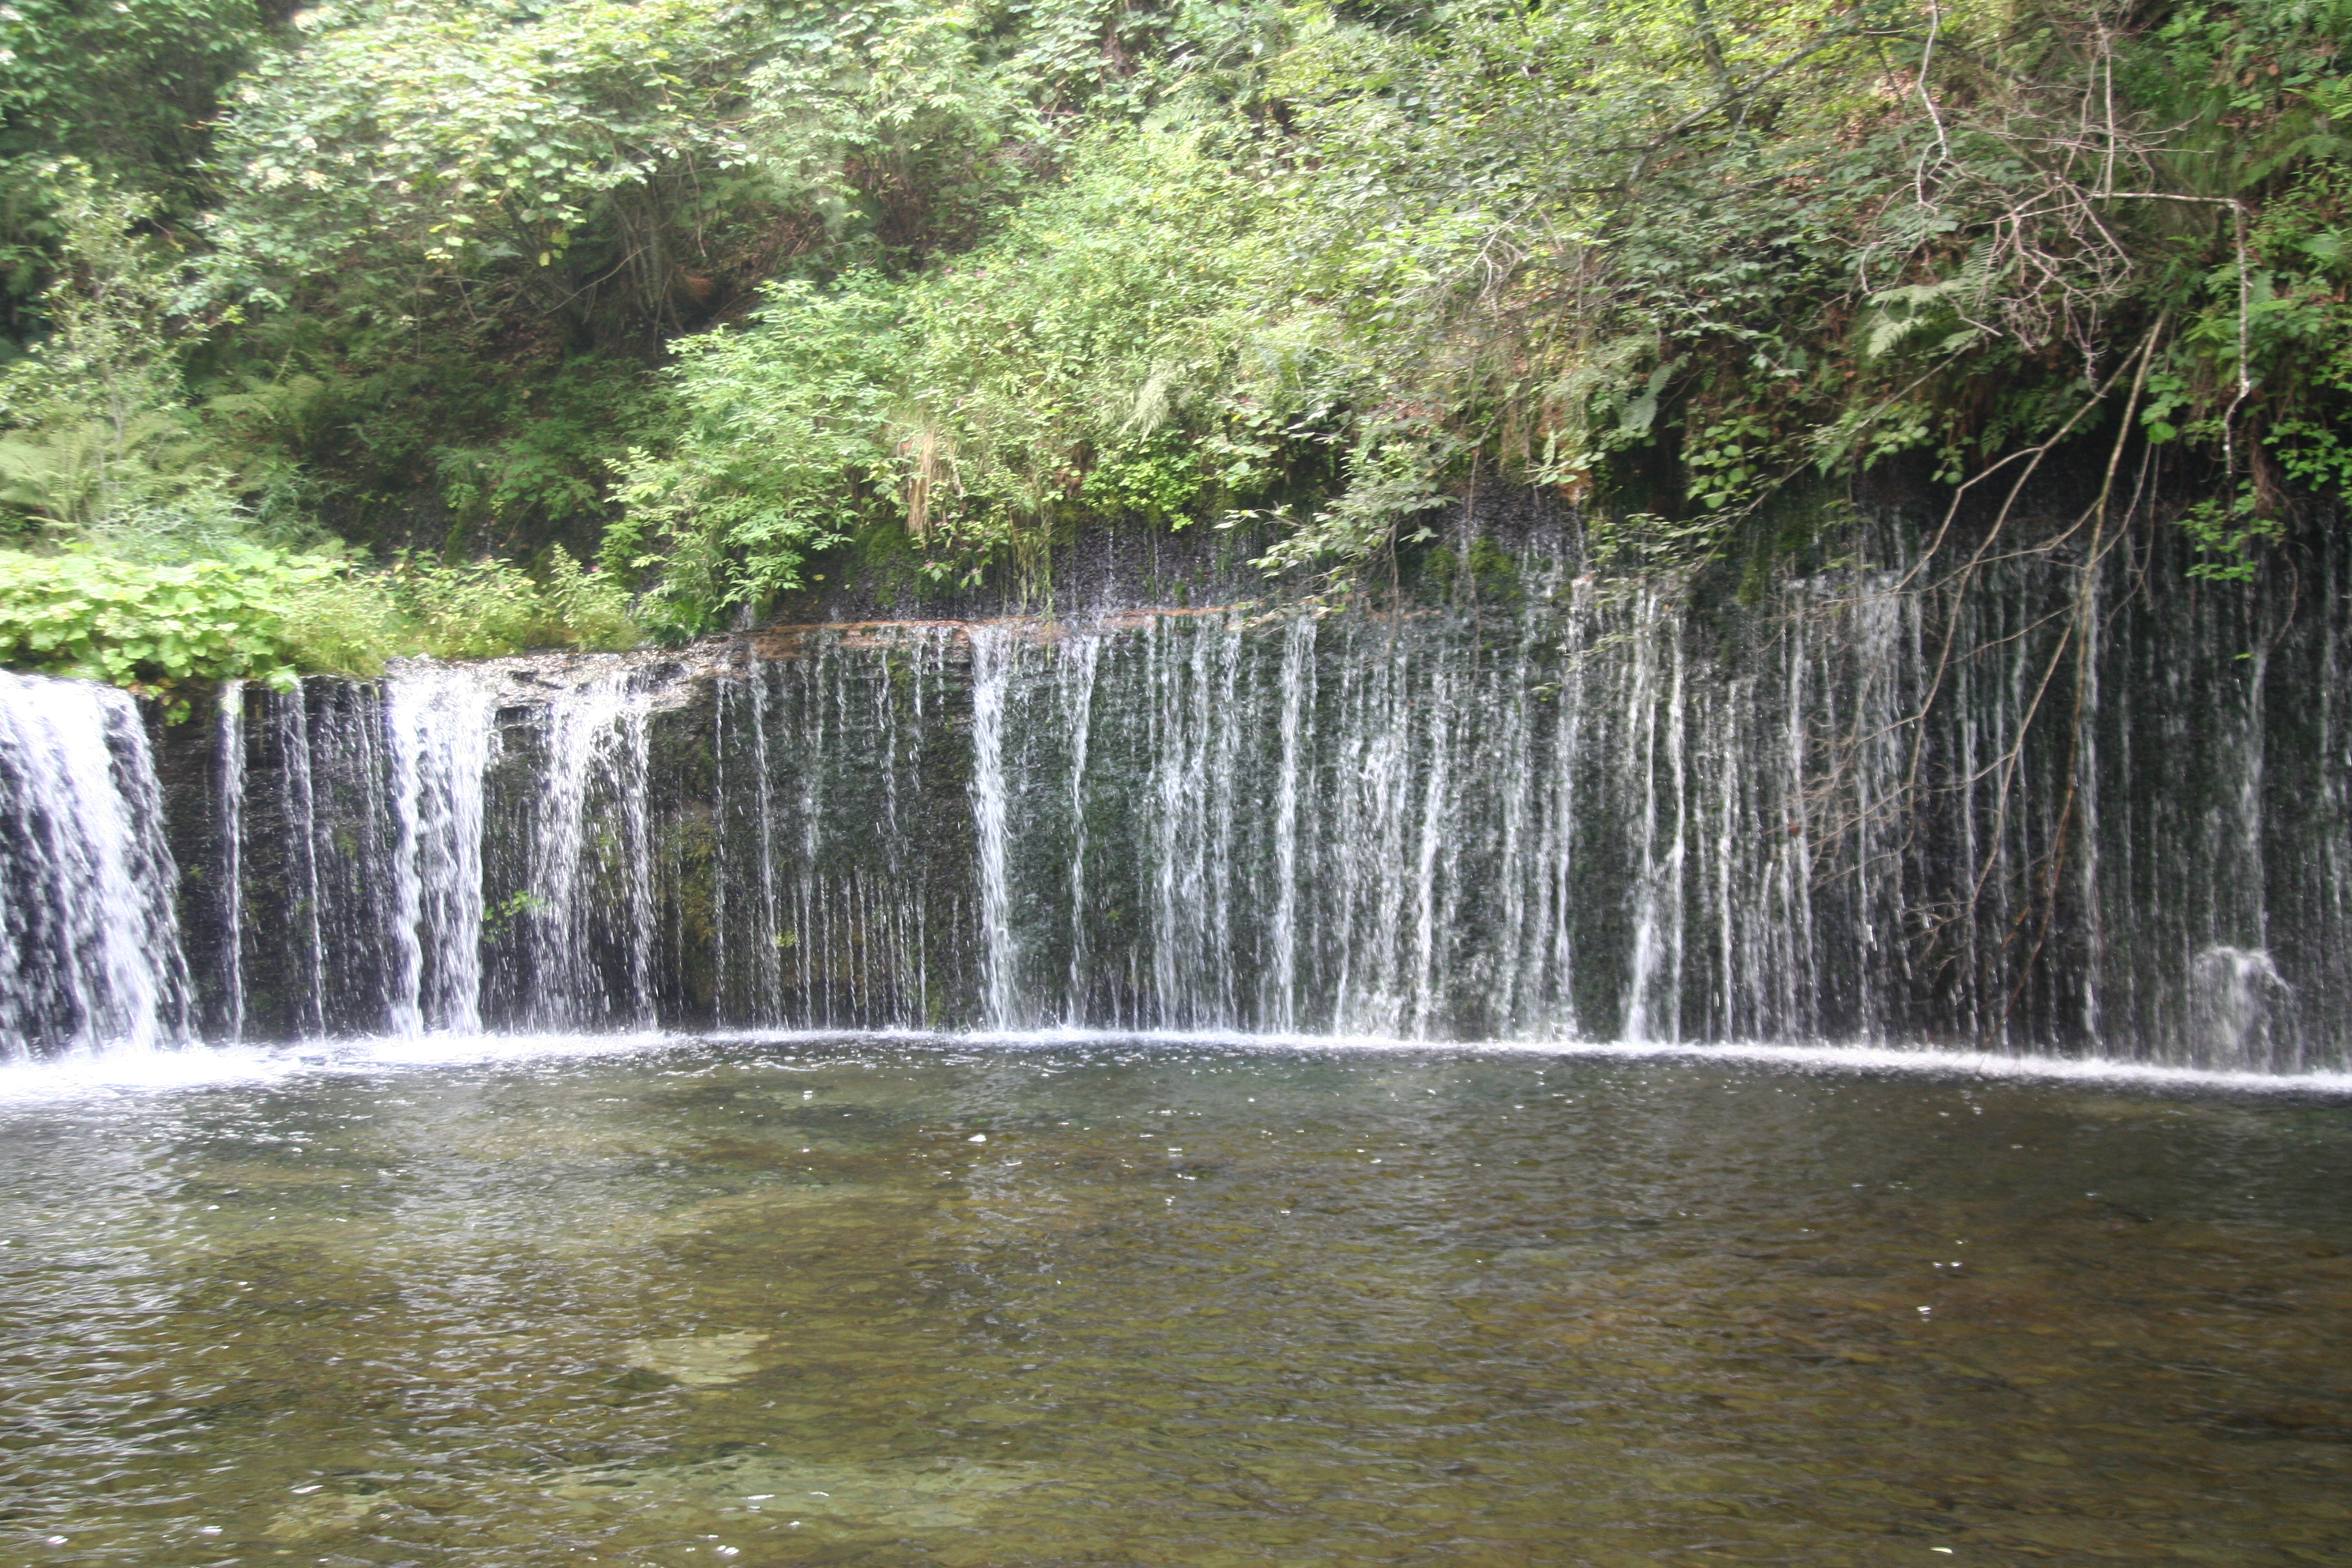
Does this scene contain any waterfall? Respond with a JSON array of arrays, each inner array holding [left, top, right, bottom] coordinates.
[[0, 672, 188, 1058], [971, 627, 1017, 1030], [214, 681, 246, 1042], [668, 554, 2351, 1068], [703, 625, 966, 1032], [5, 527, 2349, 1073], [1059, 632, 1103, 1025], [521, 674, 656, 1030], [1265, 615, 1313, 1033], [1620, 590, 1686, 1043], [386, 669, 495, 1036], [250, 677, 402, 1039]]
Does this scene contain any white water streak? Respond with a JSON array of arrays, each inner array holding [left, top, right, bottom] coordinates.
[[0, 672, 188, 1058], [215, 681, 246, 1042], [386, 668, 495, 1036], [970, 627, 1017, 1030]]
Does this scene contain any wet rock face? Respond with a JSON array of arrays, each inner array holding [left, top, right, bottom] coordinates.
[[146, 683, 233, 1039]]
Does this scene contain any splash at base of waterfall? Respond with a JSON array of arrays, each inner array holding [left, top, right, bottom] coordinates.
[[1, 1027, 2345, 1109]]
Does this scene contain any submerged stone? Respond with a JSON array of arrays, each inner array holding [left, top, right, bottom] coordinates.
[[623, 1330, 769, 1387]]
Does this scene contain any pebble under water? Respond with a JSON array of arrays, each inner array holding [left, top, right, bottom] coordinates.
[[1, 1036, 2349, 1567]]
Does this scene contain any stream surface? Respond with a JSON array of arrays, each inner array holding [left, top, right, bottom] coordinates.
[[1, 1034, 2349, 1567]]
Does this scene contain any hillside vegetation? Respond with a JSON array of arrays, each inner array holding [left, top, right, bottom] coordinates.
[[1, 0, 2345, 684]]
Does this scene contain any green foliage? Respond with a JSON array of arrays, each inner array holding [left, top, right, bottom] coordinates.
[[193, 0, 1139, 342], [385, 554, 553, 662], [174, 0, 1252, 612], [203, 0, 771, 331], [421, 356, 666, 552], [0, 0, 270, 349], [2177, 487, 2287, 580], [604, 273, 904, 636], [644, 0, 2352, 606], [0, 543, 640, 697], [0, 52, 668, 691], [0, 168, 214, 538], [887, 125, 1302, 537], [481, 889, 549, 943], [1078, 436, 1207, 526], [6, 0, 2349, 674], [770, 0, 2352, 598], [354, 546, 636, 662], [615, 122, 1354, 617], [0, 551, 311, 696]]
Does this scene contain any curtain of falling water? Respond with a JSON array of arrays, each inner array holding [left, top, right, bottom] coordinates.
[[515, 676, 657, 1031], [387, 670, 496, 1036], [179, 667, 663, 1045], [703, 628, 969, 1030], [973, 627, 1018, 1028], [212, 681, 246, 1043], [0, 672, 189, 1058], [5, 532, 2349, 1071], [668, 553, 2347, 1070]]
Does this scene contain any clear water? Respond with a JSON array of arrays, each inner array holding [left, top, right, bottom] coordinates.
[[3, 1036, 2349, 1567]]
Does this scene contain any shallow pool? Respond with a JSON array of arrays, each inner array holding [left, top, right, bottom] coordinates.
[[2, 1035, 2349, 1566]]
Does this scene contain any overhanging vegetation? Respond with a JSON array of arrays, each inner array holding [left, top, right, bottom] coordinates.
[[0, 0, 2345, 683]]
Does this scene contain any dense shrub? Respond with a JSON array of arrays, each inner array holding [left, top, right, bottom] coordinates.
[[3, 0, 2348, 664]]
